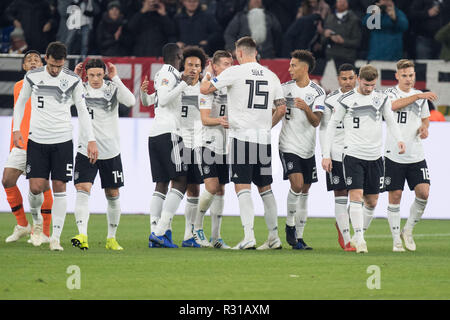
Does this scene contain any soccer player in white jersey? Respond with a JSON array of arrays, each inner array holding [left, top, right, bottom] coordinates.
[[201, 36, 286, 250], [383, 59, 436, 252], [147, 43, 195, 248], [322, 65, 405, 253], [319, 63, 357, 252], [194, 50, 233, 249], [174, 46, 209, 248], [279, 50, 326, 251], [12, 41, 98, 251], [69, 59, 136, 251]]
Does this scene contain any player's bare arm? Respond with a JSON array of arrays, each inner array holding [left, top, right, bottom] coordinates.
[[272, 98, 286, 127], [322, 158, 332, 173], [391, 91, 438, 111], [295, 98, 322, 127], [418, 117, 430, 139], [200, 109, 228, 128], [87, 141, 99, 164]]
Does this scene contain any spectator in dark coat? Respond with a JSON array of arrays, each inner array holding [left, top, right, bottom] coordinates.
[[362, 0, 408, 61], [410, 0, 450, 59], [174, 0, 222, 56], [127, 0, 176, 57], [224, 0, 283, 58], [262, 0, 299, 32], [6, 0, 54, 52], [97, 1, 130, 56], [435, 21, 450, 61], [322, 0, 361, 68], [282, 13, 322, 57], [215, 0, 247, 29]]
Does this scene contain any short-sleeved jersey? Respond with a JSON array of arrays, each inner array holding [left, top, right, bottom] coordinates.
[[211, 62, 284, 144], [10, 80, 31, 151], [321, 89, 345, 161], [149, 64, 186, 137], [78, 76, 135, 160], [329, 88, 401, 161], [13, 66, 94, 144], [199, 87, 228, 154], [279, 80, 326, 159], [384, 86, 430, 164], [179, 82, 202, 149]]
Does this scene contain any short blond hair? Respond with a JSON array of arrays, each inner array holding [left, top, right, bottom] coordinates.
[[396, 59, 415, 70], [359, 65, 378, 81]]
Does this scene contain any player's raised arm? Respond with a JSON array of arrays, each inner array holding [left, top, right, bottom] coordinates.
[[73, 80, 98, 163], [12, 74, 32, 149], [156, 71, 189, 106], [108, 62, 136, 107], [140, 75, 156, 106], [383, 97, 405, 154]]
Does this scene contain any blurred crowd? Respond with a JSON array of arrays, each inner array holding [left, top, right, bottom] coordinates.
[[0, 0, 449, 63]]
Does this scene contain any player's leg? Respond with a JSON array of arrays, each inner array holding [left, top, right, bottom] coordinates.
[[150, 182, 169, 234], [334, 189, 351, 249], [185, 183, 203, 247], [256, 184, 282, 250], [3, 165, 31, 242], [28, 178, 48, 246], [361, 157, 384, 236], [105, 188, 123, 250], [41, 182, 53, 241], [210, 184, 229, 248]]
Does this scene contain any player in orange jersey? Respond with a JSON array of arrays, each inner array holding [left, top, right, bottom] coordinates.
[[3, 50, 53, 245]]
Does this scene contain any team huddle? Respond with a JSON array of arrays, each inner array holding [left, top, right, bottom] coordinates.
[[3, 37, 436, 253]]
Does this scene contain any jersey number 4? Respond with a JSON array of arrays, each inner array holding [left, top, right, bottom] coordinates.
[[246, 80, 268, 109]]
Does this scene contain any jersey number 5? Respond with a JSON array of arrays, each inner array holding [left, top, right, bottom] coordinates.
[[37, 96, 44, 108], [246, 80, 268, 109]]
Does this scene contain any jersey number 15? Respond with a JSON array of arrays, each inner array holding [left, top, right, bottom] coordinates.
[[246, 80, 268, 109]]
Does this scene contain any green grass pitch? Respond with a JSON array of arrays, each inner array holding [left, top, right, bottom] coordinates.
[[0, 212, 449, 300]]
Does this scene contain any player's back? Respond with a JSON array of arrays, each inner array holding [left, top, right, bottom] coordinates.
[[224, 62, 282, 144], [25, 66, 81, 144]]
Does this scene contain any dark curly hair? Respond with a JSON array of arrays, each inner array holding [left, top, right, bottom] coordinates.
[[180, 46, 207, 72], [291, 49, 316, 73]]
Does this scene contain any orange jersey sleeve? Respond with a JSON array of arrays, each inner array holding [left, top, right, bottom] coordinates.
[[10, 80, 32, 151]]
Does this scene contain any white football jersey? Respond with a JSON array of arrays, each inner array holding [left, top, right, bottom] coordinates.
[[179, 82, 202, 149], [279, 80, 326, 159], [149, 64, 188, 137], [13, 66, 95, 144], [384, 86, 430, 164], [211, 62, 284, 144], [199, 87, 228, 155], [78, 75, 136, 160], [323, 88, 402, 161], [319, 89, 345, 162]]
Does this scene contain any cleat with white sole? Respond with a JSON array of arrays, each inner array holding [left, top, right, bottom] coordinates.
[[210, 238, 231, 249], [49, 238, 64, 251], [40, 234, 50, 244], [30, 224, 43, 247], [257, 237, 282, 250], [393, 241, 406, 252], [401, 229, 416, 251], [193, 229, 212, 247], [355, 240, 368, 253], [232, 238, 256, 250], [5, 224, 31, 243]]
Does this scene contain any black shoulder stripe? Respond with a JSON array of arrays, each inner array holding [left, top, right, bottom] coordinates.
[[62, 67, 80, 79], [339, 90, 355, 101], [310, 81, 325, 96], [27, 66, 45, 75], [327, 89, 340, 98], [282, 80, 295, 86]]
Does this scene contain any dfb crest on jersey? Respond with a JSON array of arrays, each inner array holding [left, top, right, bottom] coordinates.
[[287, 162, 294, 170], [346, 176, 352, 185], [60, 78, 69, 90], [26, 164, 31, 174], [333, 176, 340, 185], [304, 93, 315, 105], [385, 176, 391, 186], [203, 165, 210, 175], [74, 171, 79, 181], [372, 95, 381, 108], [104, 89, 113, 100], [183, 164, 189, 172]]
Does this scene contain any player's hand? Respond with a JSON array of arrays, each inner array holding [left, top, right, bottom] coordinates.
[[322, 158, 332, 173], [107, 62, 117, 79], [13, 131, 24, 149], [418, 125, 429, 139], [141, 75, 149, 93], [294, 98, 309, 111], [181, 73, 195, 86], [398, 141, 406, 154], [218, 116, 229, 129], [87, 141, 99, 164], [203, 61, 214, 80], [74, 62, 83, 76], [417, 92, 437, 101]]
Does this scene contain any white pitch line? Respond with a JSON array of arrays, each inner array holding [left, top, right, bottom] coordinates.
[[365, 233, 450, 239]]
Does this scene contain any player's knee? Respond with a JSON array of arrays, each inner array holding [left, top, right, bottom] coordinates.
[[416, 187, 429, 200], [290, 182, 303, 194], [105, 188, 119, 198], [389, 190, 403, 204], [187, 184, 200, 197], [52, 180, 66, 193], [2, 175, 13, 189]]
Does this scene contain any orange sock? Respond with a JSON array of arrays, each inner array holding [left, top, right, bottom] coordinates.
[[5, 186, 28, 227], [41, 189, 53, 237]]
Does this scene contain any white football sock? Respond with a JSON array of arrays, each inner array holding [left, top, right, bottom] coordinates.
[[349, 200, 364, 242], [260, 189, 278, 240], [106, 195, 121, 239], [155, 188, 184, 236], [210, 195, 224, 240], [50, 192, 67, 241], [74, 190, 90, 235], [335, 196, 350, 244], [362, 205, 375, 233], [404, 197, 427, 232], [237, 189, 255, 241], [194, 190, 215, 230], [295, 193, 308, 239], [149, 191, 165, 233], [184, 197, 198, 241], [387, 203, 401, 242], [28, 190, 44, 225], [286, 188, 300, 227]]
